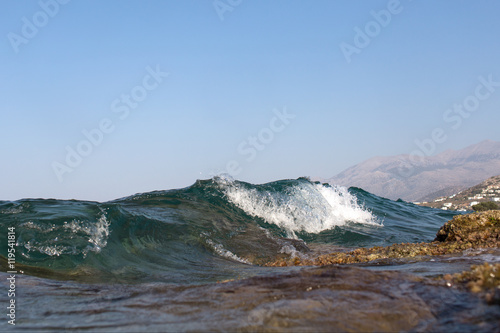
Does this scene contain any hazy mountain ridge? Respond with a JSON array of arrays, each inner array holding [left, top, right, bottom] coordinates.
[[416, 175, 500, 211], [418, 186, 467, 203], [325, 140, 500, 201]]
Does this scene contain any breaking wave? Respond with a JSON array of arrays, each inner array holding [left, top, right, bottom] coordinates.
[[0, 177, 457, 284]]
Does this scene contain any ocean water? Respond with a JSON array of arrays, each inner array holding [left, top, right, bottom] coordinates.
[[1, 177, 499, 331]]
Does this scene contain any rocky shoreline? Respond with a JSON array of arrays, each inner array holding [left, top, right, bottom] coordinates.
[[267, 211, 500, 267], [13, 260, 500, 332], [265, 211, 500, 305]]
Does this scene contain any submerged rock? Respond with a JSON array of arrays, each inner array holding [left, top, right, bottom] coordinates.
[[266, 211, 500, 267], [444, 262, 500, 305], [11, 265, 500, 332]]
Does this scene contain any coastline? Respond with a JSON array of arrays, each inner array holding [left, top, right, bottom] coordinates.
[[263, 210, 500, 306], [266, 211, 500, 267]]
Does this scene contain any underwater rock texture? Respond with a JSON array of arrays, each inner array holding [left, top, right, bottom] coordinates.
[[9, 265, 500, 332], [445, 262, 500, 305], [266, 211, 500, 267]]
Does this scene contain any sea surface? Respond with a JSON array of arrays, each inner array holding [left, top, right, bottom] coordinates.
[[1, 177, 499, 331]]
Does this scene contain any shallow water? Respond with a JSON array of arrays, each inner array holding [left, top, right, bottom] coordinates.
[[2, 263, 498, 332]]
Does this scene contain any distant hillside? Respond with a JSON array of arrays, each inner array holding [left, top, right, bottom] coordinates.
[[418, 185, 467, 203], [325, 140, 500, 201], [416, 175, 500, 211]]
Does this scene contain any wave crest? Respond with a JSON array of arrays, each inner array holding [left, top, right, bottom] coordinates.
[[218, 177, 378, 238]]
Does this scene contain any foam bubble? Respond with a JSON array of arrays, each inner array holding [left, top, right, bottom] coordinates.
[[204, 237, 251, 265], [21, 213, 110, 258], [221, 179, 379, 238], [63, 213, 110, 254]]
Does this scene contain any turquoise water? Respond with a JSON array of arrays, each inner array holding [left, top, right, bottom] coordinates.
[[0, 177, 457, 284], [2, 177, 498, 331]]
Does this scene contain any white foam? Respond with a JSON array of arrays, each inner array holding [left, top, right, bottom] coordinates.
[[221, 179, 379, 238], [204, 238, 251, 265], [22, 213, 110, 257], [63, 213, 110, 255]]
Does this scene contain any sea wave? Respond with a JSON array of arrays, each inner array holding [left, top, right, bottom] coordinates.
[[220, 176, 378, 238], [0, 177, 458, 284]]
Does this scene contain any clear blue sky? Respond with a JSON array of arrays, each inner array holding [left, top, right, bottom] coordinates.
[[1, 0, 500, 201]]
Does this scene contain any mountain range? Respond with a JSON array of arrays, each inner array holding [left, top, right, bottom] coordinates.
[[324, 140, 500, 202], [416, 174, 500, 211]]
